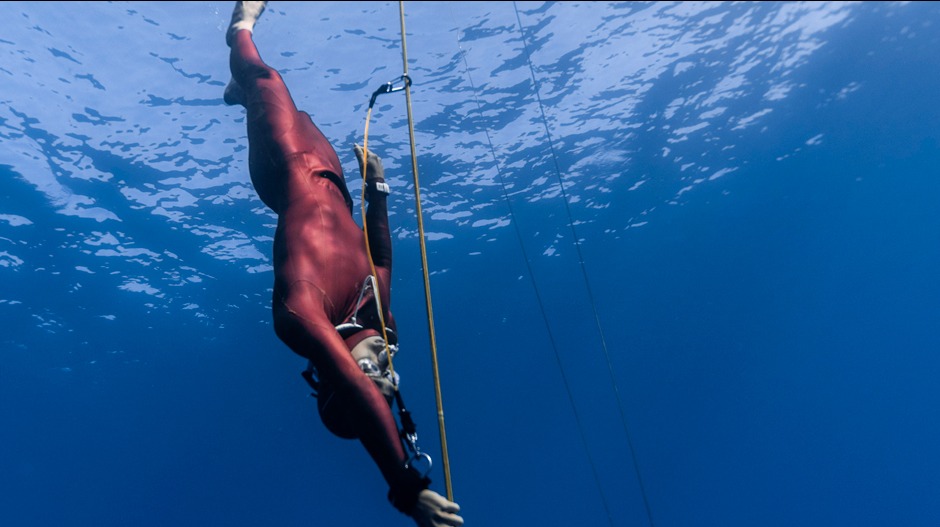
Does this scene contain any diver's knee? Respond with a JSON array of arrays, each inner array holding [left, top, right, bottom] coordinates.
[[271, 304, 292, 343], [271, 302, 314, 360]]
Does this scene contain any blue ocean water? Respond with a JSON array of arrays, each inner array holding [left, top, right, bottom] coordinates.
[[2, 2, 939, 526]]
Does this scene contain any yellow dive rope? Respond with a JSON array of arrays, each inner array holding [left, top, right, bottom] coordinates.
[[359, 0, 454, 502]]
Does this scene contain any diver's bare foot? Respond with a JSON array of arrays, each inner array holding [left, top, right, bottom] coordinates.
[[226, 1, 268, 47]]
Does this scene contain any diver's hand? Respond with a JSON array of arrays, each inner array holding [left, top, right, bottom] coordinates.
[[410, 490, 464, 527], [354, 144, 385, 182]]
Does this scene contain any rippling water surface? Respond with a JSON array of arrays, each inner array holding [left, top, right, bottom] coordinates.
[[3, 2, 940, 526]]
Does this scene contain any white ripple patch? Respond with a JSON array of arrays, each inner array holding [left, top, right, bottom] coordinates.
[[58, 193, 121, 223], [431, 211, 473, 222], [187, 225, 273, 266], [0, 214, 33, 227], [805, 134, 824, 146], [120, 185, 200, 215], [84, 231, 121, 247], [709, 167, 738, 181], [32, 313, 63, 332], [59, 150, 113, 183], [764, 81, 795, 101], [673, 61, 696, 76], [1, 2, 239, 187], [395, 227, 454, 242], [674, 167, 739, 199], [181, 302, 210, 319], [669, 122, 710, 143], [732, 109, 773, 130], [471, 217, 511, 230], [179, 266, 208, 283], [202, 237, 267, 262], [206, 183, 257, 205], [84, 231, 163, 266], [602, 1, 861, 205], [0, 251, 25, 268], [162, 267, 207, 288], [700, 107, 728, 120], [189, 224, 237, 239], [0, 119, 120, 224], [835, 81, 861, 100], [119, 278, 163, 297], [425, 232, 454, 241]]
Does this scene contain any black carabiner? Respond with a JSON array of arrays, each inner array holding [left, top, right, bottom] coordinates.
[[369, 74, 412, 109]]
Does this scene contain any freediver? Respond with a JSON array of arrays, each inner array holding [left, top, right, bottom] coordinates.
[[223, 2, 463, 526]]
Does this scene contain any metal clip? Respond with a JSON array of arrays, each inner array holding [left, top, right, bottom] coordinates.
[[369, 74, 413, 108], [406, 451, 433, 479]]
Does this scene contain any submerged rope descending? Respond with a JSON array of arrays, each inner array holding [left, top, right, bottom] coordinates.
[[447, 1, 657, 525], [359, 0, 455, 503], [510, 3, 656, 526], [361, 1, 654, 519], [447, 10, 615, 527], [396, 1, 456, 502]]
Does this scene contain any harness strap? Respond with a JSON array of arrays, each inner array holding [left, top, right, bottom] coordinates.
[[302, 276, 399, 397]]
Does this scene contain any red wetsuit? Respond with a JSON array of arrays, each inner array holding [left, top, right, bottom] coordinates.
[[228, 29, 427, 512]]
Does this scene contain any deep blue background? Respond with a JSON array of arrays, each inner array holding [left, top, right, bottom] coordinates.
[[2, 2, 939, 526]]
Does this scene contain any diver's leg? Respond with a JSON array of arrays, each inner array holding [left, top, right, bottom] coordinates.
[[223, 1, 267, 106], [226, 10, 344, 179], [226, 15, 314, 189]]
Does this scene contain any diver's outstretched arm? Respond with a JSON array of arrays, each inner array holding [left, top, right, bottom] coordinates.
[[356, 144, 393, 303]]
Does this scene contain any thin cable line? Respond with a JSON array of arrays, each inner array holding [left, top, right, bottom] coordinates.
[[512, 2, 656, 526], [449, 6, 616, 526]]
